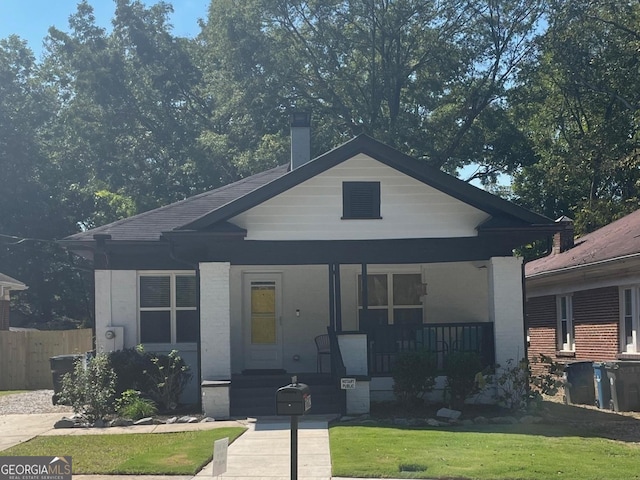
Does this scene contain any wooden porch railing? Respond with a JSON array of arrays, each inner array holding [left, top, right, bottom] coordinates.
[[366, 322, 495, 375]]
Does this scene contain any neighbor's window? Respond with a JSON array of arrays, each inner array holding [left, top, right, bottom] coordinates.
[[621, 287, 639, 353], [357, 273, 423, 329], [557, 294, 574, 352], [342, 182, 381, 219], [139, 272, 197, 344]]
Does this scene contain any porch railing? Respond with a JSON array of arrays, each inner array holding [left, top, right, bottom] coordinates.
[[366, 322, 495, 375]]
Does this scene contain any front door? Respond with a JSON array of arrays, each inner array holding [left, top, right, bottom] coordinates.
[[243, 273, 283, 370]]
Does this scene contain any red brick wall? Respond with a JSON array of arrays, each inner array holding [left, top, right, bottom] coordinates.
[[573, 287, 619, 361], [526, 286, 620, 371], [526, 295, 556, 374]]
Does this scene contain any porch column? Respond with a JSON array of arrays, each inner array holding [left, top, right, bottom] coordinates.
[[199, 262, 231, 379], [488, 256, 525, 366]]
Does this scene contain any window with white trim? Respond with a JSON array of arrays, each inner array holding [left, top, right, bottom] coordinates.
[[621, 287, 639, 353], [557, 294, 574, 352], [357, 273, 423, 329], [139, 272, 197, 344]]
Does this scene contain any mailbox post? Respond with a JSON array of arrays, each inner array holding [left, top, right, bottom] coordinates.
[[276, 376, 311, 480]]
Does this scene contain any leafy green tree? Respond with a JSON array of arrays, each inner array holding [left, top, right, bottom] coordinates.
[[511, 0, 640, 233]]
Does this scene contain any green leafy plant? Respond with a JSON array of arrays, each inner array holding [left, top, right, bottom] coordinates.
[[58, 352, 117, 423], [530, 353, 565, 397], [392, 350, 436, 408], [493, 358, 531, 412], [115, 389, 157, 420], [108, 346, 154, 396], [444, 351, 485, 409], [143, 349, 192, 412]]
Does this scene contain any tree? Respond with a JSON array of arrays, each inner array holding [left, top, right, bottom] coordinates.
[[200, 0, 547, 182], [511, 0, 640, 234]]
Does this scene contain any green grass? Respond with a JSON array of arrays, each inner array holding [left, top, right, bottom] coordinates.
[[330, 424, 640, 480], [0, 428, 245, 475], [0, 390, 26, 397]]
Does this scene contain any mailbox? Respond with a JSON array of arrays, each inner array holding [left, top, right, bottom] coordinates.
[[276, 383, 311, 416]]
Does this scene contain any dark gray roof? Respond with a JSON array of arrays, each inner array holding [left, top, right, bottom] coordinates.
[[526, 208, 640, 277], [65, 164, 289, 242]]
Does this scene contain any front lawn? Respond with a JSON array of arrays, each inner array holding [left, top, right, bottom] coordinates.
[[0, 428, 245, 475], [330, 424, 640, 480]]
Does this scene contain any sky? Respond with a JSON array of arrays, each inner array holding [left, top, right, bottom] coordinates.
[[0, 0, 209, 59]]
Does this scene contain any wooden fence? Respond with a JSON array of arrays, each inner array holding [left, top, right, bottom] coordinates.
[[0, 329, 93, 390]]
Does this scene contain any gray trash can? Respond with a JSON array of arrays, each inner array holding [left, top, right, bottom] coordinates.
[[605, 361, 640, 412], [50, 354, 83, 405], [563, 361, 595, 405]]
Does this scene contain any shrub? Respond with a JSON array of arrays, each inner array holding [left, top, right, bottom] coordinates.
[[115, 389, 158, 420], [108, 346, 192, 411], [59, 352, 117, 423], [143, 349, 192, 412], [392, 350, 436, 408], [444, 351, 485, 409], [108, 346, 153, 396], [530, 354, 565, 397], [493, 358, 531, 412]]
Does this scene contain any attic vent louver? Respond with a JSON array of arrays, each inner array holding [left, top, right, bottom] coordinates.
[[342, 182, 381, 219]]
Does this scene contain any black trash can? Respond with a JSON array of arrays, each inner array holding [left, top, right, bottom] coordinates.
[[50, 354, 83, 405], [563, 361, 595, 405], [593, 362, 612, 409], [605, 361, 640, 412]]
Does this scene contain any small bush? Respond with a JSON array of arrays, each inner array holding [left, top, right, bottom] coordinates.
[[115, 389, 158, 420], [143, 349, 192, 412], [59, 352, 117, 423], [392, 350, 436, 407], [493, 358, 531, 412], [444, 351, 485, 409], [108, 346, 154, 396]]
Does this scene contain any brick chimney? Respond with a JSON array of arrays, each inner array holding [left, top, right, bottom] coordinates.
[[290, 112, 311, 170], [553, 216, 574, 254]]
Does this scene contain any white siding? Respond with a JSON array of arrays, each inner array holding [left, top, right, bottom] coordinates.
[[230, 154, 489, 240], [94, 270, 137, 353]]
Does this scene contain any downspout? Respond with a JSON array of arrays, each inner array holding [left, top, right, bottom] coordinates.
[[168, 242, 202, 412]]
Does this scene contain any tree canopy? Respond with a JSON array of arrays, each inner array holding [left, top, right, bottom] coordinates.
[[1, 0, 638, 324]]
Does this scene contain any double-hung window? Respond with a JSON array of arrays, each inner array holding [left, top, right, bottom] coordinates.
[[139, 272, 197, 344], [357, 273, 423, 329], [557, 294, 574, 352], [621, 287, 639, 353]]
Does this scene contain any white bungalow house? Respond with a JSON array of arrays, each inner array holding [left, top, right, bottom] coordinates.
[[62, 117, 557, 417]]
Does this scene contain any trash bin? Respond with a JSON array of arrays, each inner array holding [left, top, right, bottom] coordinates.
[[50, 354, 83, 405], [593, 362, 612, 409], [605, 361, 640, 412], [563, 361, 595, 405]]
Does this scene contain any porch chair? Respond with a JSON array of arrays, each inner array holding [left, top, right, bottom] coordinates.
[[315, 334, 331, 373]]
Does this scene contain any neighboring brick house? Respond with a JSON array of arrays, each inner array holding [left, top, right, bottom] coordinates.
[[0, 273, 27, 330], [525, 211, 640, 370]]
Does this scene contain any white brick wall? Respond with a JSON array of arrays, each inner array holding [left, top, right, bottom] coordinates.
[[200, 262, 232, 380], [489, 256, 526, 366], [346, 381, 370, 415]]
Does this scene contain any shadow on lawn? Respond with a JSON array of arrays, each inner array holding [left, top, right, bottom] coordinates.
[[356, 399, 640, 443]]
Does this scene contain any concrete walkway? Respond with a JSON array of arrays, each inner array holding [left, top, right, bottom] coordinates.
[[0, 414, 335, 480]]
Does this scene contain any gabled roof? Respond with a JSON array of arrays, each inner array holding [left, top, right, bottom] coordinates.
[[64, 135, 553, 244], [178, 135, 551, 231], [526, 209, 640, 277], [65, 164, 289, 242]]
